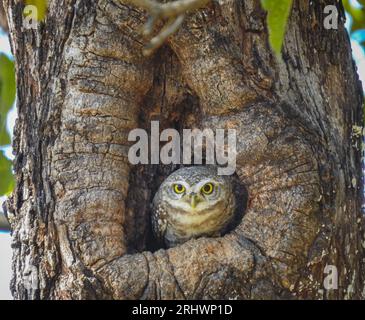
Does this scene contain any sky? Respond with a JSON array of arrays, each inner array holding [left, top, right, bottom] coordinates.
[[0, 233, 11, 300], [1, 16, 365, 301]]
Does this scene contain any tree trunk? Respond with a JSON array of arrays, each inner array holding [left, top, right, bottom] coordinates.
[[3, 0, 365, 299]]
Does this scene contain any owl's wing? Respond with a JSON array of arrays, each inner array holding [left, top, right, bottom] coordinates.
[[151, 200, 168, 245]]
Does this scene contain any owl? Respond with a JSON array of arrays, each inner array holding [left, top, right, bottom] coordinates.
[[152, 166, 236, 248]]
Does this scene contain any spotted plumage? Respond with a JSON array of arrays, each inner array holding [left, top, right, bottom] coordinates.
[[152, 166, 236, 248]]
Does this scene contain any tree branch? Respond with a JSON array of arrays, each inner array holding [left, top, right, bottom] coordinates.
[[0, 0, 8, 32], [123, 0, 211, 55], [0, 211, 10, 232]]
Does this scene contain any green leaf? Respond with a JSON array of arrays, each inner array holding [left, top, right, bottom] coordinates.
[[0, 131, 11, 146], [0, 150, 14, 196], [261, 0, 293, 57], [0, 54, 15, 146], [350, 8, 365, 32], [25, 0, 48, 21], [343, 0, 365, 33]]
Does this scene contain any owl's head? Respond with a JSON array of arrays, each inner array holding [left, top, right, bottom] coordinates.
[[159, 166, 234, 213]]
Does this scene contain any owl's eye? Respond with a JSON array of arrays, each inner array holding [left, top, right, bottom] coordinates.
[[173, 184, 185, 194], [201, 183, 214, 195]]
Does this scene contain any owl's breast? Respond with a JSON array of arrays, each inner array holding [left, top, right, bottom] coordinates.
[[165, 204, 234, 245]]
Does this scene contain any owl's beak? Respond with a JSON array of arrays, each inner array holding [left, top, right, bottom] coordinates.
[[190, 193, 200, 209]]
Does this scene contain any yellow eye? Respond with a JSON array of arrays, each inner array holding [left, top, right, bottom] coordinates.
[[173, 184, 185, 194], [201, 183, 214, 195]]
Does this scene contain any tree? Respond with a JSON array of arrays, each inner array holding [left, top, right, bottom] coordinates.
[[2, 0, 365, 299]]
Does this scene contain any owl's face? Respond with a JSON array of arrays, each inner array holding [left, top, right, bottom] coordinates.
[[160, 167, 232, 213], [152, 166, 236, 247]]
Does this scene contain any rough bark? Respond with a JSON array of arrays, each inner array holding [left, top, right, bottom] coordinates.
[[3, 0, 365, 299]]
